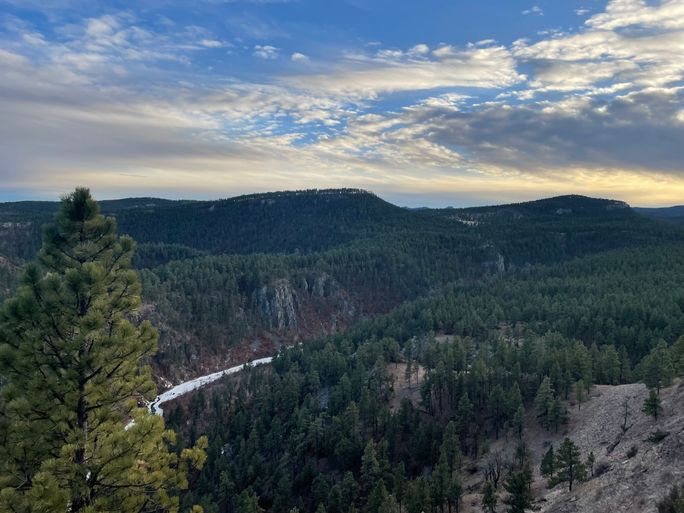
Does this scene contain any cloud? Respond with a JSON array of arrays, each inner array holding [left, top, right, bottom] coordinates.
[[402, 87, 684, 175], [527, 59, 640, 92], [85, 14, 120, 38], [199, 38, 227, 48], [291, 52, 309, 62], [408, 43, 429, 56], [522, 5, 543, 16], [513, 0, 684, 96], [286, 44, 523, 97], [253, 44, 279, 59], [587, 0, 684, 31]]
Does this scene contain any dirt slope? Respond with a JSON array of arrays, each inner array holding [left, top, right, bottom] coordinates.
[[537, 380, 684, 513], [461, 380, 684, 513]]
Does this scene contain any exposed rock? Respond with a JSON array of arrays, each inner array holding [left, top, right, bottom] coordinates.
[[483, 252, 506, 273], [254, 272, 357, 330], [255, 278, 299, 330], [606, 201, 629, 210], [151, 271, 360, 383], [468, 380, 684, 513]]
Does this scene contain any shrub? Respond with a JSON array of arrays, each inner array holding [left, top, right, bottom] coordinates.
[[626, 445, 638, 458], [594, 460, 611, 477], [657, 485, 684, 513], [647, 430, 670, 443]]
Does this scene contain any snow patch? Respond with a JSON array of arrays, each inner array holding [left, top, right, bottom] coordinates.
[[149, 356, 273, 416]]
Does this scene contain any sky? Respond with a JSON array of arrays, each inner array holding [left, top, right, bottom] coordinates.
[[1, 0, 684, 207]]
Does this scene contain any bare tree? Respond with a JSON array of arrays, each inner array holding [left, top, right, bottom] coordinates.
[[483, 450, 509, 489], [621, 397, 633, 433]]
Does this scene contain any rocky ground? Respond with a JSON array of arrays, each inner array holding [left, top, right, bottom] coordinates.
[[388, 362, 425, 412], [459, 379, 684, 513]]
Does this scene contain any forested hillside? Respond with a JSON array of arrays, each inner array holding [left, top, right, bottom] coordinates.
[[1, 190, 683, 380], [635, 205, 684, 228], [174, 246, 684, 513]]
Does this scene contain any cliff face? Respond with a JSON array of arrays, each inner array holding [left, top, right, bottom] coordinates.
[[254, 272, 357, 333], [255, 279, 299, 330], [152, 271, 360, 383]]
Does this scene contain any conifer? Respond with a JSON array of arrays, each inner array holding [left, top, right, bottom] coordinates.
[[0, 188, 206, 512]]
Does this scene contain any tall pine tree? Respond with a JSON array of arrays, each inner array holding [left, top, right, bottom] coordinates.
[[534, 376, 555, 430], [0, 188, 206, 512], [553, 438, 586, 491]]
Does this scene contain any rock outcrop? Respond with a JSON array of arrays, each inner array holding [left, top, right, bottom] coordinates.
[[254, 272, 356, 331], [255, 279, 299, 330]]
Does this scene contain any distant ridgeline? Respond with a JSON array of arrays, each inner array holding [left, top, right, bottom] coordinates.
[[1, 189, 683, 379], [634, 205, 684, 227], [0, 189, 679, 263]]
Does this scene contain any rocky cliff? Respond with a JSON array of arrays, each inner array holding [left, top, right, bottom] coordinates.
[[254, 272, 357, 331], [151, 271, 360, 383]]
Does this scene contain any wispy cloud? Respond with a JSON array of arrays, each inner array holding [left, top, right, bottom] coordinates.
[[522, 5, 544, 16], [285, 44, 523, 97], [253, 44, 279, 59], [2, 0, 684, 206]]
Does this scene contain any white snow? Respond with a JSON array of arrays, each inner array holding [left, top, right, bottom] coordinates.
[[149, 356, 273, 416]]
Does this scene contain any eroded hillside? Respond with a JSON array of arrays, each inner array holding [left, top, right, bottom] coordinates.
[[458, 381, 684, 513]]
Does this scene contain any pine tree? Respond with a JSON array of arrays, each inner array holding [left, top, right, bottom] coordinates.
[[586, 451, 595, 478], [502, 470, 533, 513], [574, 380, 586, 411], [368, 481, 389, 513], [553, 438, 586, 491], [507, 383, 523, 420], [378, 493, 399, 513], [405, 358, 413, 388], [0, 188, 206, 512], [600, 346, 621, 385], [549, 397, 567, 432], [361, 440, 380, 494], [534, 377, 555, 430], [618, 346, 632, 383], [446, 477, 462, 513], [236, 488, 264, 513], [643, 341, 674, 393], [490, 384, 507, 439], [481, 481, 497, 513], [642, 388, 663, 421], [512, 406, 525, 440], [406, 478, 432, 513], [540, 446, 555, 479], [340, 471, 358, 507], [441, 421, 462, 472], [671, 335, 684, 374], [432, 452, 450, 513], [456, 391, 473, 446]]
